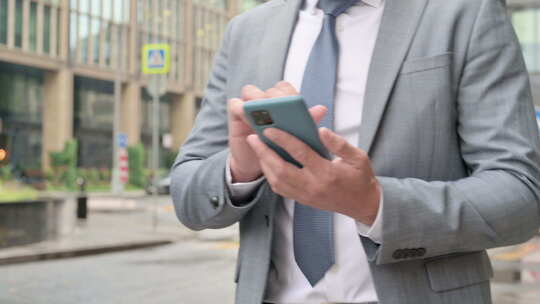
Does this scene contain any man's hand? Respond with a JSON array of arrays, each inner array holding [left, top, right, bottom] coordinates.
[[246, 127, 381, 225], [228, 82, 326, 183]]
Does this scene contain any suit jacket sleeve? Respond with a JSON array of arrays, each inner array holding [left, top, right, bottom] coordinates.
[[365, 0, 540, 265], [170, 17, 266, 231]]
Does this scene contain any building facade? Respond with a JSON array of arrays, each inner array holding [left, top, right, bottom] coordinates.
[[0, 0, 238, 171], [508, 0, 540, 108]]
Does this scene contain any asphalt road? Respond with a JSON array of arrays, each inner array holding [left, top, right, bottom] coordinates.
[[0, 239, 537, 304], [0, 240, 238, 304]]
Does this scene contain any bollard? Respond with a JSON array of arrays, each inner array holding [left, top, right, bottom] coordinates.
[[76, 177, 88, 219]]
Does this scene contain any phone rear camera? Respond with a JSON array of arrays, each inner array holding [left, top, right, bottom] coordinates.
[[251, 110, 274, 126]]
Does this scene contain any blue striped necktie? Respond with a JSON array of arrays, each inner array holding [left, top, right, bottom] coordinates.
[[294, 0, 359, 287]]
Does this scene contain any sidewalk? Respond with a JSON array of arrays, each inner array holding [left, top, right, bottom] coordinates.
[[490, 235, 540, 282], [489, 235, 540, 303], [0, 195, 238, 266]]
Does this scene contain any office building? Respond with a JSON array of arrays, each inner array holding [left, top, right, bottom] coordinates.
[[0, 0, 239, 171]]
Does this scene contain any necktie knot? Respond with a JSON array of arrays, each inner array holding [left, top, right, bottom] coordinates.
[[318, 0, 359, 17]]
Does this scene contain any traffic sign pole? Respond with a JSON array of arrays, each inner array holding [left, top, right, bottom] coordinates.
[[152, 77, 161, 231], [142, 43, 170, 231]]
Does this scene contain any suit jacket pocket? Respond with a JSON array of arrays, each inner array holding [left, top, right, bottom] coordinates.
[[425, 251, 493, 292], [401, 53, 453, 74], [387, 52, 455, 178]]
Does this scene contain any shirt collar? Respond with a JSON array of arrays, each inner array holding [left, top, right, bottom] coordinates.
[[303, 0, 383, 13]]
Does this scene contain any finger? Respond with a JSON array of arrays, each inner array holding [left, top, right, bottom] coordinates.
[[228, 98, 244, 118], [263, 128, 326, 170], [246, 134, 293, 170], [319, 128, 367, 165], [308, 105, 328, 125], [246, 134, 304, 183], [242, 85, 267, 101], [228, 98, 250, 124], [274, 81, 299, 96], [265, 87, 287, 98], [247, 134, 322, 203], [258, 158, 305, 199]]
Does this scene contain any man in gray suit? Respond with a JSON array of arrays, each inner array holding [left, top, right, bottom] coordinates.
[[171, 0, 540, 303]]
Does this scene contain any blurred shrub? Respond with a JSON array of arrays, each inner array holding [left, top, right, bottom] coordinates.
[[49, 139, 78, 190], [88, 168, 101, 185], [98, 168, 111, 183], [164, 150, 177, 169], [128, 144, 145, 188], [0, 164, 13, 181], [72, 167, 110, 192]]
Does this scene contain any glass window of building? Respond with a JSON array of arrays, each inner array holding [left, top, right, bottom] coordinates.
[[15, 0, 23, 48], [512, 8, 540, 72], [29, 1, 38, 52], [43, 5, 52, 53], [0, 0, 60, 56], [70, 0, 130, 68], [0, 0, 7, 44], [192, 0, 228, 93], [0, 62, 44, 171], [74, 77, 115, 168]]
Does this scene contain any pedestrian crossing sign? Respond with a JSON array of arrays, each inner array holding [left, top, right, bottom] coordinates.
[[142, 44, 170, 74]]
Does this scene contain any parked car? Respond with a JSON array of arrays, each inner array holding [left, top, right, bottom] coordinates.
[[145, 176, 171, 195]]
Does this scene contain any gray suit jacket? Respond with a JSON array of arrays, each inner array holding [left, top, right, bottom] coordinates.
[[171, 0, 540, 303]]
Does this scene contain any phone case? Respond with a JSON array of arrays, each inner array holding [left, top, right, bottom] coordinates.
[[243, 95, 330, 167]]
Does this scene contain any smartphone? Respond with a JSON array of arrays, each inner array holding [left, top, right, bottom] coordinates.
[[243, 95, 330, 168]]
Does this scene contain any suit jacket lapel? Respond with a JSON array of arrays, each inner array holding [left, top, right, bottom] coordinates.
[[358, 0, 428, 153], [257, 0, 303, 89]]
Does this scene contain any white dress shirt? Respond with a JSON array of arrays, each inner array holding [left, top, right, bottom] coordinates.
[[226, 0, 385, 303]]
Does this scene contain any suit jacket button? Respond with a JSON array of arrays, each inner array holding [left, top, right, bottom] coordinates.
[[210, 196, 220, 208], [392, 250, 403, 260], [414, 248, 424, 257], [411, 249, 420, 257], [403, 249, 412, 259]]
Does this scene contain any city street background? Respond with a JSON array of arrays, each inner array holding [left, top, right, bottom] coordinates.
[[1, 0, 540, 303]]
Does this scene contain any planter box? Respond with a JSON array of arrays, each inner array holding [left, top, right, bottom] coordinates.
[[0, 197, 76, 249]]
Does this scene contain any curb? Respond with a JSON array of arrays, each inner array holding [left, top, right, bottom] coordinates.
[[0, 240, 173, 266]]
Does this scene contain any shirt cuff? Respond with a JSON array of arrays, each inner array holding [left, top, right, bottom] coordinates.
[[356, 192, 383, 244], [225, 156, 265, 203]]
